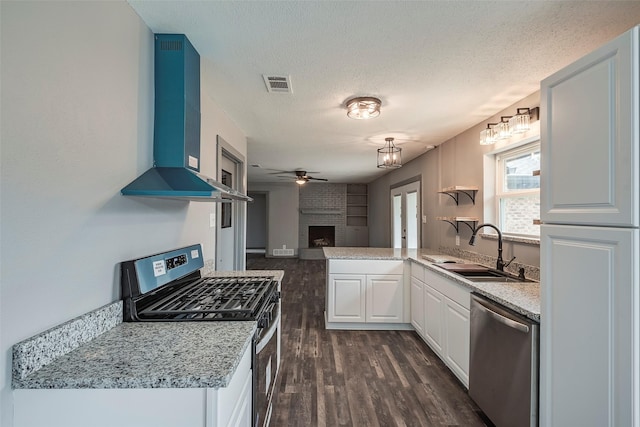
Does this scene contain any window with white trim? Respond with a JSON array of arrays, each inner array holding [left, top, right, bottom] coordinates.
[[495, 142, 540, 237]]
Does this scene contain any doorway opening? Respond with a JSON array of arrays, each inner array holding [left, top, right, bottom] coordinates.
[[391, 180, 421, 248]]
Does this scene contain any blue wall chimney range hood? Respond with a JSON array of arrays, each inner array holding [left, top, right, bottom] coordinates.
[[122, 34, 251, 202]]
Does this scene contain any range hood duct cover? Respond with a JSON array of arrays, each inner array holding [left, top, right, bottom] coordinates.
[[121, 34, 251, 202]]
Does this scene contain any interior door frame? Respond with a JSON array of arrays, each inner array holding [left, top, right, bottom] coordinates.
[[215, 135, 248, 270], [390, 178, 422, 248]]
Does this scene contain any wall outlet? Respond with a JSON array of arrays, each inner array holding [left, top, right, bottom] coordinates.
[[209, 213, 215, 228], [455, 235, 460, 246], [422, 215, 427, 223]]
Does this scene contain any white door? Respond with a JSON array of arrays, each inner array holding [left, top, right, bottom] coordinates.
[[216, 154, 236, 271], [540, 26, 638, 227], [540, 224, 638, 427], [366, 274, 403, 323], [215, 136, 248, 271], [444, 298, 470, 386], [390, 181, 420, 248], [410, 277, 425, 336], [327, 274, 366, 323], [423, 284, 445, 357]]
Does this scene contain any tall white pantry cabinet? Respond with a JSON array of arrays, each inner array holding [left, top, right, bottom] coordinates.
[[540, 25, 640, 427]]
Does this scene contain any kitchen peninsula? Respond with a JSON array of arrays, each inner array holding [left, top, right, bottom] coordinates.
[[323, 247, 540, 322], [323, 246, 540, 388]]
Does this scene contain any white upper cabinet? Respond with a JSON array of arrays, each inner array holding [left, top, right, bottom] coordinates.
[[541, 26, 639, 227]]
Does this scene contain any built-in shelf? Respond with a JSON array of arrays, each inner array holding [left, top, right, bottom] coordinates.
[[346, 184, 368, 227], [438, 186, 479, 205], [436, 216, 479, 233]]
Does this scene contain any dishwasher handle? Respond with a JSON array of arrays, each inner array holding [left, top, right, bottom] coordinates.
[[474, 297, 530, 333]]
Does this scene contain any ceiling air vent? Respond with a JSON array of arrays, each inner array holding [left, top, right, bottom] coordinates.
[[262, 75, 292, 93]]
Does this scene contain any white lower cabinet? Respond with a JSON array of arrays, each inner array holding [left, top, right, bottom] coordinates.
[[423, 284, 445, 357], [410, 261, 471, 387], [410, 277, 425, 335], [326, 259, 406, 328], [541, 225, 639, 427], [366, 274, 404, 322], [443, 297, 470, 385], [328, 274, 367, 322], [14, 343, 253, 427]]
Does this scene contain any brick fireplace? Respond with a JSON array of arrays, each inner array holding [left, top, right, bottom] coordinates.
[[298, 183, 346, 259], [308, 225, 335, 247]]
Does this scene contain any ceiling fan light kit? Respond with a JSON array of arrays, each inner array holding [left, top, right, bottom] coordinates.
[[377, 137, 402, 169], [346, 97, 381, 120], [291, 170, 328, 185]]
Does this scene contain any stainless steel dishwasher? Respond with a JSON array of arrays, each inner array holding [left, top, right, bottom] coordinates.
[[469, 293, 539, 427]]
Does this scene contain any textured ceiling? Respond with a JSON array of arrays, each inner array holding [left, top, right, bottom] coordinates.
[[127, 1, 640, 184]]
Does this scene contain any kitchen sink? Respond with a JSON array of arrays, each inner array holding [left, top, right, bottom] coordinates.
[[462, 275, 526, 283], [434, 264, 536, 283]]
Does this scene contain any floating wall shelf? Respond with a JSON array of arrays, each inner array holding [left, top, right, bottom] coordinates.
[[438, 186, 479, 205], [436, 216, 479, 233]]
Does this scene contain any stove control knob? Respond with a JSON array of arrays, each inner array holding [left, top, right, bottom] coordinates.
[[258, 316, 269, 329]]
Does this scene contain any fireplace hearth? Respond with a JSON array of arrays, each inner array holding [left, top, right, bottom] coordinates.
[[308, 226, 335, 248]]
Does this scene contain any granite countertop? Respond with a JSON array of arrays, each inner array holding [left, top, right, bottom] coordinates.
[[323, 247, 540, 322], [13, 269, 284, 390], [14, 321, 256, 389], [415, 258, 540, 322], [323, 247, 419, 260]]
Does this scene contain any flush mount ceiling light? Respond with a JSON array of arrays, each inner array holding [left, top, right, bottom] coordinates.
[[479, 106, 539, 145], [377, 137, 402, 168], [346, 97, 381, 120]]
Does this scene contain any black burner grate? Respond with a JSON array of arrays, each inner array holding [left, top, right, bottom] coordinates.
[[137, 276, 275, 320]]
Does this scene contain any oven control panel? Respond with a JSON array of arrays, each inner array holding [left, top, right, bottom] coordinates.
[[166, 254, 188, 271], [133, 244, 204, 294]]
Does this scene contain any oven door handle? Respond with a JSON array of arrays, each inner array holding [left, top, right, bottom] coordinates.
[[256, 304, 280, 354]]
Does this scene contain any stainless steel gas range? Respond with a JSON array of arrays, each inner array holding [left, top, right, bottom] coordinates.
[[120, 244, 280, 427]]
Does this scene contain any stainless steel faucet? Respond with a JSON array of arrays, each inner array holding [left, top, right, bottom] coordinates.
[[469, 223, 515, 271]]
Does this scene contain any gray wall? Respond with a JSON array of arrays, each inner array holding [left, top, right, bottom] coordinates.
[[248, 182, 300, 256], [0, 3, 248, 424], [369, 92, 541, 268], [247, 192, 267, 249]]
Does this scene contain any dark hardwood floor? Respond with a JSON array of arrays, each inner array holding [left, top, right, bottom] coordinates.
[[247, 255, 490, 427]]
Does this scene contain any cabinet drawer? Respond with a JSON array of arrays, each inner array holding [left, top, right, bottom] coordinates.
[[410, 261, 425, 281], [424, 268, 470, 309], [328, 259, 403, 275]]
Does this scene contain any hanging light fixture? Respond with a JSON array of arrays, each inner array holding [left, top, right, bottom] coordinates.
[[495, 116, 513, 140], [295, 177, 307, 185], [479, 123, 498, 145], [509, 107, 538, 134], [479, 106, 539, 145], [346, 97, 381, 120], [377, 137, 402, 168]]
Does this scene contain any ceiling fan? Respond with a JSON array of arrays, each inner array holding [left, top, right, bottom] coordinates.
[[278, 170, 328, 185]]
